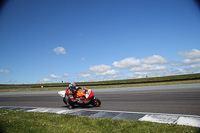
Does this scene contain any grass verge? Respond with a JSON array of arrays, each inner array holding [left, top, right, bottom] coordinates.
[[0, 79, 200, 92], [0, 110, 199, 133]]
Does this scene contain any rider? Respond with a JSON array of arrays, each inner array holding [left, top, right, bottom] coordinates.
[[65, 82, 87, 109]]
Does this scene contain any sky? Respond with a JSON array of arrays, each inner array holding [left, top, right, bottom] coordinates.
[[0, 0, 200, 84]]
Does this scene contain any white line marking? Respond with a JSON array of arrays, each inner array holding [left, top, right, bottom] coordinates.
[[176, 116, 200, 127], [78, 109, 200, 118], [139, 114, 179, 124]]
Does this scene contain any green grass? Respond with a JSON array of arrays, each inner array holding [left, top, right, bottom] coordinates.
[[0, 73, 200, 92], [0, 110, 199, 133], [0, 79, 200, 92]]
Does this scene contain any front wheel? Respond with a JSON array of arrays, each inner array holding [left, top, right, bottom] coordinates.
[[92, 98, 101, 107], [63, 98, 74, 107], [63, 97, 67, 105]]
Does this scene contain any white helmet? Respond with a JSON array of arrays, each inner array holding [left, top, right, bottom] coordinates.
[[69, 82, 76, 88]]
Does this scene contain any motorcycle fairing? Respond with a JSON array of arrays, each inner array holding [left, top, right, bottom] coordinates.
[[58, 90, 66, 98], [86, 89, 94, 99]]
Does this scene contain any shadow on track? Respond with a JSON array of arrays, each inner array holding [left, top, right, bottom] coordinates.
[[61, 105, 100, 109]]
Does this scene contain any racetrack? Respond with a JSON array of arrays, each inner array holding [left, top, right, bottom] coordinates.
[[0, 84, 200, 116]]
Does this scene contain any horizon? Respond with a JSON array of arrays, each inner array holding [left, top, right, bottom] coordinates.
[[1, 73, 199, 85]]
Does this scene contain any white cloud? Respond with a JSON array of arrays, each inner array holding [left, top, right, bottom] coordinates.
[[0, 69, 11, 73], [113, 57, 140, 69], [50, 74, 62, 79], [125, 74, 136, 79], [172, 61, 184, 66], [135, 71, 149, 75], [175, 69, 188, 75], [96, 69, 121, 76], [141, 55, 168, 64], [38, 78, 51, 83], [191, 64, 200, 68], [53, 47, 66, 55], [63, 73, 70, 77], [78, 74, 92, 78], [89, 64, 111, 73], [178, 49, 200, 59], [133, 71, 150, 78], [130, 64, 167, 72], [45, 49, 200, 82], [103, 75, 121, 81], [183, 58, 200, 64], [9, 80, 17, 83], [174, 49, 200, 65]]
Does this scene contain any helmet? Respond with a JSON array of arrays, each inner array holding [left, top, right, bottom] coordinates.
[[69, 82, 76, 88]]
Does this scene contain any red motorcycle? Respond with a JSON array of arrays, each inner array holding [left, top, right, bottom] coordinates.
[[58, 87, 101, 107]]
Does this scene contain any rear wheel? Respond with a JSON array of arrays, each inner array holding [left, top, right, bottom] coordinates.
[[92, 98, 101, 107]]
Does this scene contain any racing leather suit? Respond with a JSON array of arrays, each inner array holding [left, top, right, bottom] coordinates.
[[65, 86, 87, 108]]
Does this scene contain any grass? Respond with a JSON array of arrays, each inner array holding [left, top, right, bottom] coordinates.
[[0, 87, 67, 92], [0, 73, 200, 92], [0, 79, 200, 92], [0, 110, 199, 133], [1, 73, 200, 87]]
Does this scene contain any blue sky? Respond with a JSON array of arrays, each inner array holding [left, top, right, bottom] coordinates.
[[0, 0, 200, 84]]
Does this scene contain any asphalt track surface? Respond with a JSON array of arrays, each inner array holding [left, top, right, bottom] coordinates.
[[0, 84, 200, 116]]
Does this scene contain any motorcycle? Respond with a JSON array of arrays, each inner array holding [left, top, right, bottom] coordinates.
[[58, 87, 101, 108]]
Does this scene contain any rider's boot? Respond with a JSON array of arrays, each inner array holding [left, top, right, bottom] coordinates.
[[67, 99, 73, 109], [67, 105, 72, 109]]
